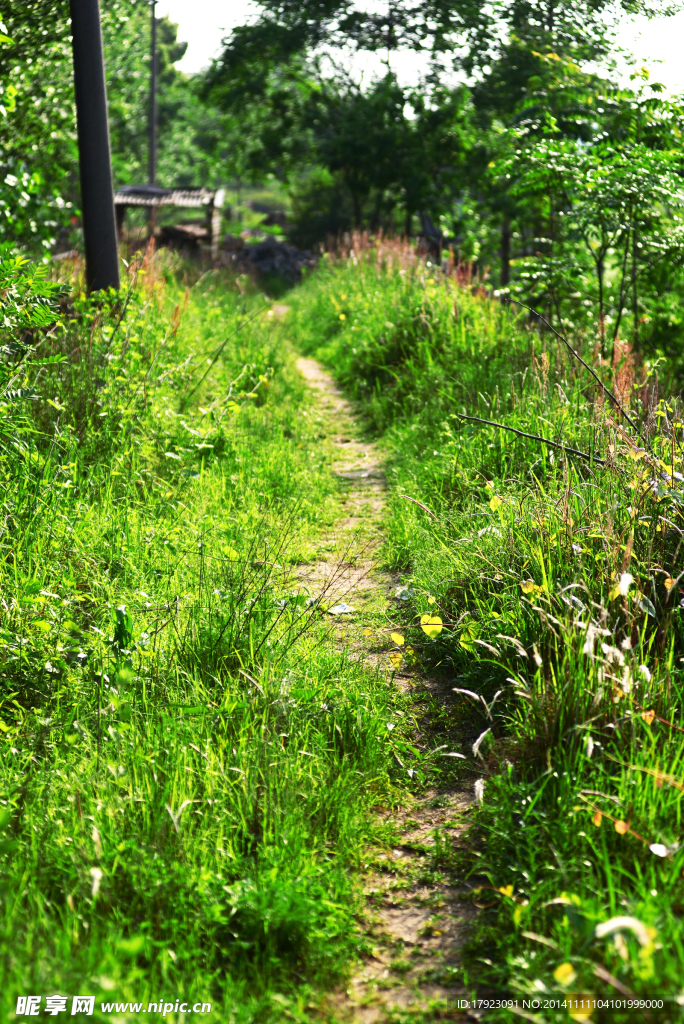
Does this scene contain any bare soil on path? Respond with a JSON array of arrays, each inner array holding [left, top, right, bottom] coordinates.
[[295, 356, 476, 1023]]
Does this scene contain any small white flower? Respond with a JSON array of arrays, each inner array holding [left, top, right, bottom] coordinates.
[[583, 624, 597, 656], [621, 667, 632, 694], [649, 843, 669, 858], [90, 867, 103, 897], [617, 572, 634, 596], [474, 778, 486, 803], [639, 665, 652, 682], [601, 643, 625, 666]]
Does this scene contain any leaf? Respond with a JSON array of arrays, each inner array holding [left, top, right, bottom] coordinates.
[[490, 495, 502, 512], [391, 632, 405, 646], [427, 595, 436, 605], [363, 628, 372, 636], [641, 710, 655, 726], [32, 620, 52, 633], [638, 595, 657, 618], [389, 652, 403, 668], [553, 962, 577, 986], [116, 934, 145, 957], [520, 580, 542, 595], [664, 577, 675, 590], [498, 884, 514, 897], [592, 811, 602, 827], [420, 614, 442, 638], [614, 819, 628, 835]]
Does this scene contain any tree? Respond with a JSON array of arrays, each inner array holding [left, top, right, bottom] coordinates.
[[0, 0, 225, 251]]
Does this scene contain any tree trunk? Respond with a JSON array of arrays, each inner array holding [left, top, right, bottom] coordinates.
[[632, 222, 639, 350], [597, 251, 605, 357], [501, 217, 510, 289], [352, 192, 362, 230]]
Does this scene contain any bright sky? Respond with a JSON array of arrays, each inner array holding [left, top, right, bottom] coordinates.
[[160, 0, 684, 95]]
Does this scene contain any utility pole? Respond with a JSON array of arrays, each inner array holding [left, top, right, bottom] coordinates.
[[148, 0, 158, 235], [69, 0, 120, 292], [149, 0, 157, 186]]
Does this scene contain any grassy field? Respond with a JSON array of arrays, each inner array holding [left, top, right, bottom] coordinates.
[[290, 236, 684, 1011], [0, 247, 443, 1021], [4, 236, 684, 1021]]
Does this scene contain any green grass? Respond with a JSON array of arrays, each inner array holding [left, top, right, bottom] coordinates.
[[6, 234, 684, 1021], [289, 236, 684, 1012], [0, 249, 435, 1021]]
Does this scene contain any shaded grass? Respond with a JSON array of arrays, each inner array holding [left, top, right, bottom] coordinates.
[[289, 235, 684, 1008]]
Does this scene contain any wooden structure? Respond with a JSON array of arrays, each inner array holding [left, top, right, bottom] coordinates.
[[114, 185, 226, 258]]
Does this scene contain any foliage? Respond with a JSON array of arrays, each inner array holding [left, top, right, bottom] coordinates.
[[0, 247, 429, 1016], [0, 0, 225, 251], [290, 236, 684, 997]]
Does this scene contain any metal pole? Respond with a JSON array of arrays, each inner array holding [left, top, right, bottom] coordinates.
[[148, 0, 158, 232], [149, 0, 157, 185], [69, 0, 120, 292]]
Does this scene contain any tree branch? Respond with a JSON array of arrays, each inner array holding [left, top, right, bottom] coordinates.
[[456, 413, 605, 466], [510, 298, 640, 436]]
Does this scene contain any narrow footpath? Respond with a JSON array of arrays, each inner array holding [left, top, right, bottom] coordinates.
[[294, 355, 476, 1023]]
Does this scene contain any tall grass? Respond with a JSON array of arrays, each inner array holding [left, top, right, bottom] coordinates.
[[0, 247, 428, 1020], [291, 234, 684, 1006]]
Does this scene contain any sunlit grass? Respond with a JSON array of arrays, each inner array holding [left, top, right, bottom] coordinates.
[[291, 234, 684, 1004], [0, 250, 431, 1020]]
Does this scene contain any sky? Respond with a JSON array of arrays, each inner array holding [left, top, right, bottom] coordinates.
[[159, 0, 684, 94]]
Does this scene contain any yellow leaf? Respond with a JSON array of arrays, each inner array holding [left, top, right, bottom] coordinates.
[[568, 1009, 593, 1022], [592, 811, 602, 827], [363, 628, 372, 636], [427, 595, 436, 605], [498, 885, 514, 897], [513, 904, 525, 926], [614, 819, 628, 835], [490, 495, 503, 512], [391, 632, 405, 646], [520, 580, 542, 595], [389, 652, 403, 668], [641, 710, 655, 726], [420, 614, 443, 638], [664, 577, 675, 591], [553, 962, 577, 987]]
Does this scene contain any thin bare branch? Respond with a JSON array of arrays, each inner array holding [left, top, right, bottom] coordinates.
[[456, 413, 605, 466], [510, 299, 640, 436]]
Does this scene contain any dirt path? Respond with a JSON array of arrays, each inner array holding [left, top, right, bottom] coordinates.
[[296, 356, 476, 1023]]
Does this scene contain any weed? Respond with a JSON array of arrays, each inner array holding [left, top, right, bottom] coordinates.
[[291, 234, 684, 1002]]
